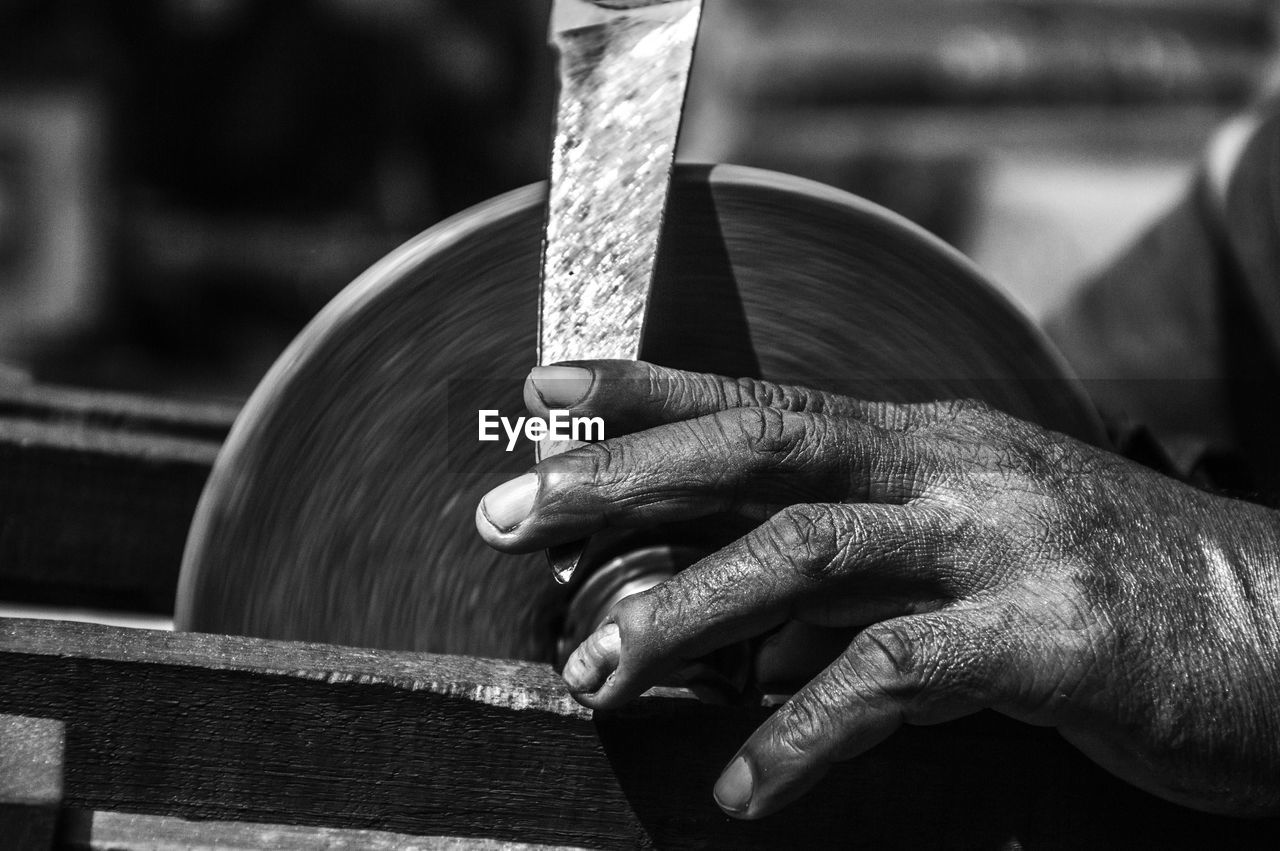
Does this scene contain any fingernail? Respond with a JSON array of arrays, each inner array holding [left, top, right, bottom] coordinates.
[[530, 366, 593, 407], [562, 652, 594, 694], [563, 622, 620, 694], [479, 473, 538, 532], [714, 756, 753, 814]]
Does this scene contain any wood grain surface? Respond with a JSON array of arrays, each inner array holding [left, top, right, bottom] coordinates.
[[177, 164, 1104, 662], [0, 713, 64, 850], [3, 617, 1279, 849], [64, 810, 586, 851], [0, 383, 235, 613]]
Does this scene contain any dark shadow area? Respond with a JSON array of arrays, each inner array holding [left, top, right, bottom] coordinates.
[[641, 164, 762, 381], [597, 705, 1280, 849], [1219, 249, 1280, 508]]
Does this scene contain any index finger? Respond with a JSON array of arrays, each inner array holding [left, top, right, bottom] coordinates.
[[523, 361, 936, 436]]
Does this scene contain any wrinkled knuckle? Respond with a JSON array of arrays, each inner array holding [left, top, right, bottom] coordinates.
[[763, 504, 844, 581], [725, 406, 798, 457], [647, 578, 701, 634], [577, 440, 624, 489], [774, 695, 839, 759], [735, 376, 830, 414], [838, 421, 923, 502], [732, 375, 777, 408], [854, 622, 931, 691], [666, 371, 709, 411], [902, 401, 949, 428], [876, 401, 917, 430], [647, 367, 708, 420], [637, 361, 665, 395]]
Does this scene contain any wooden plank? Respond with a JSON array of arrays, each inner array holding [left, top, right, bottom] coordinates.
[[0, 384, 234, 613], [0, 714, 65, 851], [1, 618, 1278, 848], [61, 811, 583, 851]]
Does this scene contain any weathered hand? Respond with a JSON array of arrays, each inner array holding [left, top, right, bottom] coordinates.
[[475, 360, 1280, 820]]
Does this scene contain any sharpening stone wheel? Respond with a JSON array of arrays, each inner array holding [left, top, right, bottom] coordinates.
[[175, 164, 1103, 662]]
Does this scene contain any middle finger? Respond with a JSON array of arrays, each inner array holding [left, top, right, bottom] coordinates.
[[475, 406, 932, 552]]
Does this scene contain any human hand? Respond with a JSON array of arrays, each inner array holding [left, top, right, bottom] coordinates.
[[475, 360, 1280, 819]]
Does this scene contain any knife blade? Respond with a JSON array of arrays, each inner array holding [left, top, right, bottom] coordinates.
[[539, 0, 704, 584]]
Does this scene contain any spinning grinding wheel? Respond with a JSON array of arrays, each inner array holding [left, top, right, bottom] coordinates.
[[175, 164, 1104, 662]]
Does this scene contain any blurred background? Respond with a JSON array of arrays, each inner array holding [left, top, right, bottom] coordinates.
[[0, 0, 1276, 402]]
